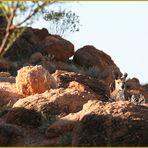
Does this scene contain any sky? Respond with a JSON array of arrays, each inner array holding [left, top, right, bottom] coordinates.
[[32, 1, 148, 84]]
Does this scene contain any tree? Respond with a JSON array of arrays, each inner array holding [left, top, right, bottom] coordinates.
[[0, 1, 53, 56], [44, 9, 81, 37]]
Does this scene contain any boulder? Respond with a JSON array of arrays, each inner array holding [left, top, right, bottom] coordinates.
[[41, 35, 74, 61], [29, 52, 44, 64], [73, 45, 120, 70], [31, 28, 49, 41], [0, 123, 24, 146], [45, 100, 148, 146], [53, 70, 109, 102], [3, 27, 40, 61], [0, 57, 11, 71], [13, 82, 98, 118], [125, 78, 147, 102], [0, 75, 22, 108], [5, 107, 41, 127], [72, 101, 148, 146], [16, 65, 57, 96]]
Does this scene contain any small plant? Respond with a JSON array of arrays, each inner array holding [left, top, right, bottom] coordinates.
[[130, 94, 145, 105], [0, 100, 11, 117], [84, 66, 101, 78]]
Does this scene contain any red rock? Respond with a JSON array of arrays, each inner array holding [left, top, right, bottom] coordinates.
[[0, 57, 11, 71], [13, 83, 98, 118], [5, 107, 41, 127], [0, 123, 24, 146], [42, 35, 74, 61], [73, 45, 119, 70], [16, 65, 57, 96], [29, 52, 44, 64], [53, 70, 109, 102], [31, 28, 49, 41]]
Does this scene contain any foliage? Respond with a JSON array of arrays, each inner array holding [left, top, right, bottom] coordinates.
[[44, 9, 81, 37], [84, 66, 101, 78], [0, 101, 11, 117], [0, 1, 52, 56], [0, 2, 80, 56]]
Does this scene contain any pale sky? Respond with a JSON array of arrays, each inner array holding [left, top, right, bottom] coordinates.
[[32, 1, 148, 84]]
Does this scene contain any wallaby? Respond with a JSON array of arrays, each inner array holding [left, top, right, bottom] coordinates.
[[110, 72, 128, 101]]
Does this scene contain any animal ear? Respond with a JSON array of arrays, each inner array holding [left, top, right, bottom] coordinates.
[[124, 73, 128, 78], [109, 81, 115, 93]]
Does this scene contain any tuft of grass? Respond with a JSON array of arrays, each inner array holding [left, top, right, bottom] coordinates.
[[0, 101, 12, 117], [84, 66, 101, 78]]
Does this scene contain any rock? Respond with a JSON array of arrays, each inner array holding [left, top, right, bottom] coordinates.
[[125, 78, 148, 103], [16, 65, 57, 96], [0, 123, 24, 146], [73, 45, 120, 71], [29, 52, 44, 64], [31, 28, 49, 41], [0, 57, 11, 71], [13, 82, 98, 118], [53, 70, 109, 102], [3, 27, 40, 61], [45, 100, 148, 146], [41, 35, 74, 61], [5, 107, 41, 127], [126, 78, 142, 91], [0, 76, 22, 108], [99, 65, 122, 85], [72, 101, 148, 146]]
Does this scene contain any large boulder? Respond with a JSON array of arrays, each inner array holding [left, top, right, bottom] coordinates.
[[16, 65, 57, 96], [53, 70, 109, 102], [125, 78, 148, 103], [41, 35, 74, 61], [3, 27, 41, 61], [0, 73, 22, 108], [73, 45, 119, 70], [45, 100, 148, 146], [13, 81, 98, 118], [0, 123, 24, 146], [5, 107, 41, 127], [73, 45, 121, 84], [72, 101, 148, 146], [0, 57, 11, 71]]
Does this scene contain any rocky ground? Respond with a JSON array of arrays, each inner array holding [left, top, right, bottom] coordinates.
[[0, 27, 148, 146]]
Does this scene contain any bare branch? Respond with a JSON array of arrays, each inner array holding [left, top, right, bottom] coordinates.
[[0, 1, 19, 55], [15, 2, 54, 27]]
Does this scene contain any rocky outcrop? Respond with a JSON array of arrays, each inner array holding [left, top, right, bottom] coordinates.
[[0, 57, 11, 71], [16, 65, 57, 96], [53, 70, 109, 102], [125, 78, 148, 103], [13, 82, 98, 118], [3, 27, 40, 61], [45, 100, 148, 146], [0, 123, 24, 146], [0, 74, 22, 107], [2, 27, 74, 63], [41, 35, 74, 61], [73, 45, 120, 70], [5, 107, 41, 127]]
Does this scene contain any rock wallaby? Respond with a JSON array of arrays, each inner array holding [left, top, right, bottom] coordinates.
[[110, 72, 128, 101]]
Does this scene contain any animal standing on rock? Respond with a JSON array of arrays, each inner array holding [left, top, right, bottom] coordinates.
[[110, 72, 128, 101]]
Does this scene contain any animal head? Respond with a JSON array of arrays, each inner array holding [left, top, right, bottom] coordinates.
[[110, 72, 128, 93]]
